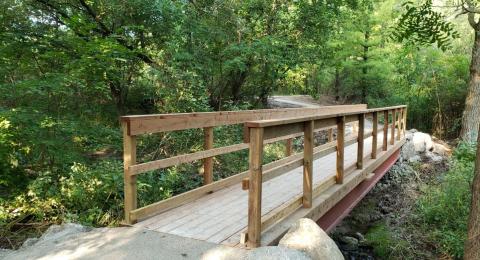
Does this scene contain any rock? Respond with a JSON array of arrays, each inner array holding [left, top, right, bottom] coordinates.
[[354, 232, 365, 242], [339, 236, 359, 251], [246, 246, 311, 260], [279, 218, 344, 260], [412, 132, 434, 153], [201, 246, 247, 260], [400, 132, 416, 162]]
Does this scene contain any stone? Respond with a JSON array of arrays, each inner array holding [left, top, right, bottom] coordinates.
[[354, 232, 365, 242], [412, 132, 434, 153], [246, 246, 311, 260], [339, 236, 359, 251], [279, 218, 344, 260]]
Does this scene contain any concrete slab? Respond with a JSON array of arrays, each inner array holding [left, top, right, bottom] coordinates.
[[3, 226, 247, 260]]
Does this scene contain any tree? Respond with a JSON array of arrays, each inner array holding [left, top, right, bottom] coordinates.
[[465, 123, 480, 259], [395, 0, 479, 142]]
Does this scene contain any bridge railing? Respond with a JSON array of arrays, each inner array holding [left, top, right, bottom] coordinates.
[[242, 105, 407, 247], [120, 105, 367, 224]]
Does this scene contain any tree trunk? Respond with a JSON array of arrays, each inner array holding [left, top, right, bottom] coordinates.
[[360, 30, 370, 104], [464, 123, 480, 260], [460, 29, 480, 142]]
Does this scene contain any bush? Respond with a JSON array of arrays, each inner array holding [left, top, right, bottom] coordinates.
[[416, 142, 476, 259]]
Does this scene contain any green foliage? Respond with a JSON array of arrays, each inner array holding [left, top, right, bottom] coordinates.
[[394, 0, 460, 50], [365, 222, 410, 259], [416, 142, 476, 258]]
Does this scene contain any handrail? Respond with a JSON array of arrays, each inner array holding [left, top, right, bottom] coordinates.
[[121, 105, 368, 224], [242, 105, 407, 247]]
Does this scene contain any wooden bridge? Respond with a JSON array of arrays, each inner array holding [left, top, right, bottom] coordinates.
[[120, 104, 407, 248]]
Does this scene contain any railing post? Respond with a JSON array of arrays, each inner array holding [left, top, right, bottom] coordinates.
[[203, 127, 214, 185], [336, 116, 345, 184], [303, 120, 314, 208], [403, 107, 408, 136], [357, 113, 365, 169], [328, 128, 334, 142], [122, 121, 137, 224], [285, 138, 294, 157], [372, 112, 378, 159], [247, 127, 264, 248], [383, 110, 388, 151], [390, 109, 395, 145], [397, 109, 401, 138]]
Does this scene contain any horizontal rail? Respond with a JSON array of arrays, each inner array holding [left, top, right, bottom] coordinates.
[[245, 105, 406, 128], [121, 105, 367, 135]]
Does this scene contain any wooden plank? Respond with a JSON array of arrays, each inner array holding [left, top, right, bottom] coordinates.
[[263, 122, 304, 140], [314, 117, 337, 130], [123, 121, 137, 224], [285, 138, 294, 156], [390, 109, 396, 145], [328, 128, 334, 142], [247, 127, 264, 248], [372, 112, 378, 159], [203, 127, 214, 185], [130, 142, 249, 175], [383, 110, 388, 151], [336, 116, 345, 184], [357, 114, 365, 169], [403, 107, 408, 135], [303, 120, 314, 208], [122, 105, 368, 135], [397, 109, 401, 141]]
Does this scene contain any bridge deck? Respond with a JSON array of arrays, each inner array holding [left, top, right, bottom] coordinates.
[[134, 128, 400, 247]]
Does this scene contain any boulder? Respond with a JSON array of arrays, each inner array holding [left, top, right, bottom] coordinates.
[[246, 246, 311, 260], [412, 132, 434, 153], [278, 218, 344, 260]]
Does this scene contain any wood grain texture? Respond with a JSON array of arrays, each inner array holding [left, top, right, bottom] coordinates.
[[303, 121, 314, 208], [247, 127, 264, 248], [203, 127, 214, 185], [372, 112, 378, 159], [336, 116, 345, 184], [123, 121, 137, 224], [357, 114, 365, 169]]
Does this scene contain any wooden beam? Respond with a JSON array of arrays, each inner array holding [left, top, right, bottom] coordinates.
[[336, 116, 345, 184], [383, 110, 388, 151], [303, 121, 314, 208], [357, 114, 365, 169], [390, 109, 396, 145], [372, 112, 378, 159], [396, 109, 401, 141], [123, 121, 137, 224], [122, 105, 368, 135], [247, 127, 264, 248], [203, 127, 214, 185], [285, 138, 294, 157], [328, 128, 334, 142], [403, 107, 408, 135]]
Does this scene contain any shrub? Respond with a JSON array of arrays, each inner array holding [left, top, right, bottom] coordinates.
[[416, 142, 476, 259]]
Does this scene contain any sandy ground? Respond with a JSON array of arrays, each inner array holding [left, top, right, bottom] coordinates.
[[268, 95, 339, 108], [3, 224, 246, 260]]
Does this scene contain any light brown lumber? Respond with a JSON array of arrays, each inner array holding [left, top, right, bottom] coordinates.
[[123, 121, 137, 224], [403, 107, 408, 135], [285, 138, 294, 156], [336, 116, 345, 184], [259, 139, 406, 247], [203, 127, 214, 185], [357, 114, 365, 169], [122, 105, 368, 135], [390, 109, 396, 145], [372, 112, 378, 159], [397, 109, 402, 141], [247, 127, 264, 248], [328, 128, 334, 142], [303, 120, 314, 208], [383, 110, 388, 151]]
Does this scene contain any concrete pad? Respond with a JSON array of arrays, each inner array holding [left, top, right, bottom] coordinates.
[[4, 226, 247, 260]]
